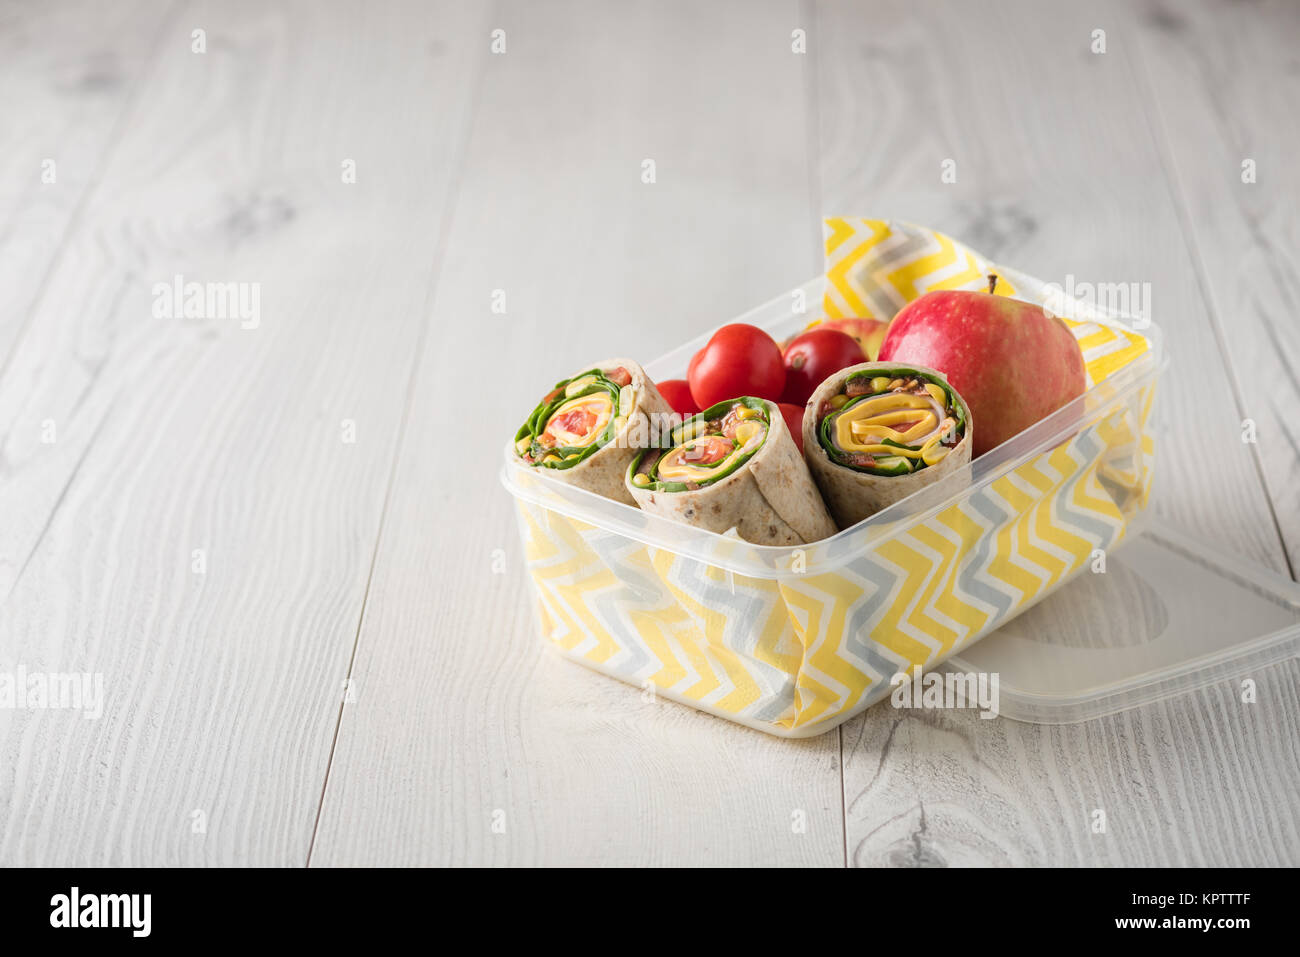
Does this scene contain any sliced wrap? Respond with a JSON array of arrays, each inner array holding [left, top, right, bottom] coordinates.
[[513, 359, 673, 506], [626, 397, 836, 545], [803, 362, 973, 529]]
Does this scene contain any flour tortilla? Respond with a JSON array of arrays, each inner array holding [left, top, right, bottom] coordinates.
[[802, 362, 973, 529], [627, 398, 837, 545], [514, 358, 674, 507]]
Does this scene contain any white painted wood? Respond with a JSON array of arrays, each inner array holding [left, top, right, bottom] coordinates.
[[0, 0, 166, 364], [845, 660, 1300, 866], [1132, 0, 1300, 575], [0, 0, 484, 865], [309, 0, 847, 867], [812, 0, 1298, 866]]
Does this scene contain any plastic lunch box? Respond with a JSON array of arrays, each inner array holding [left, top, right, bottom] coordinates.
[[501, 223, 1300, 737]]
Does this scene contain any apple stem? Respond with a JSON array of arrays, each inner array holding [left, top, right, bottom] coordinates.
[[987, 273, 999, 295]]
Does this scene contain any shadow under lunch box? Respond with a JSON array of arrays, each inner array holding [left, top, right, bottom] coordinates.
[[501, 223, 1300, 737]]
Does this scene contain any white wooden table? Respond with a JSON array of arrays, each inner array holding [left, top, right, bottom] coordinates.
[[1, 0, 1297, 866]]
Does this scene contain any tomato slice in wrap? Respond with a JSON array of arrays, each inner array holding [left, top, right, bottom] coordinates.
[[629, 398, 769, 491]]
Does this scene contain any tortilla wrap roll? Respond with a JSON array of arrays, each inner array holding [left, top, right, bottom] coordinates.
[[626, 396, 836, 545], [803, 362, 973, 529], [513, 359, 673, 506]]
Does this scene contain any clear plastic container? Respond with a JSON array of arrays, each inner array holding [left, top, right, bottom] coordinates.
[[502, 266, 1297, 736]]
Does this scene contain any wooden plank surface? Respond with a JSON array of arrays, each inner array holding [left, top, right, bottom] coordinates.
[[0, 0, 170, 364], [846, 660, 1300, 866], [0, 0, 483, 865], [309, 0, 848, 867], [1132, 0, 1300, 575], [813, 0, 1299, 866]]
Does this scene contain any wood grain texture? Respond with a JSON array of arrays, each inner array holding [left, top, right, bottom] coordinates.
[[845, 660, 1300, 866], [0, 0, 170, 366], [812, 0, 1299, 866], [0, 0, 482, 865], [1132, 0, 1300, 575], [309, 0, 847, 867]]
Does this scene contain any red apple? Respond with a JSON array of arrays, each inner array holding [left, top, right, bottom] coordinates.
[[877, 276, 1086, 457]]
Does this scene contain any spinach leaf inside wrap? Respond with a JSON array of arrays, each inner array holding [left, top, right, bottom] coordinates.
[[515, 367, 635, 470], [629, 397, 769, 492]]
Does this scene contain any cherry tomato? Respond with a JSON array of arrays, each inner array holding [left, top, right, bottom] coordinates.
[[777, 403, 806, 454], [780, 328, 864, 406], [687, 323, 785, 409], [655, 378, 699, 417], [805, 317, 890, 361]]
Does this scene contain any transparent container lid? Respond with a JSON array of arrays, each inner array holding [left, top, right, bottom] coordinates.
[[941, 520, 1300, 723]]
